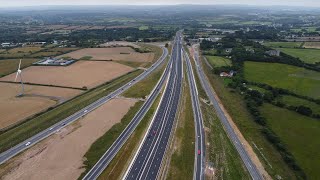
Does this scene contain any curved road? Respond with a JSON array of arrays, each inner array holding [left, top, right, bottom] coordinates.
[[0, 46, 168, 165]]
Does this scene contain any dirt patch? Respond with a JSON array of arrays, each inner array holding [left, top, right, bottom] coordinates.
[[58, 47, 154, 62], [0, 83, 82, 129], [0, 61, 133, 89], [0, 98, 137, 180], [303, 42, 320, 49], [100, 41, 140, 48]]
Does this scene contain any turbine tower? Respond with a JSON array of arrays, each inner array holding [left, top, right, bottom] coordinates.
[[15, 59, 24, 97]]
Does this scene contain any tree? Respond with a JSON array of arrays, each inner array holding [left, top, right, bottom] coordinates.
[[296, 106, 312, 116]]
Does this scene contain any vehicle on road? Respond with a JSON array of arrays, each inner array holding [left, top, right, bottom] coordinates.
[[50, 127, 53, 130], [25, 142, 31, 146], [198, 150, 201, 155], [84, 110, 88, 113]]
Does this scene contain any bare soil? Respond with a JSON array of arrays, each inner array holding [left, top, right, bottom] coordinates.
[[303, 42, 320, 49], [0, 61, 133, 89], [0, 83, 82, 129], [100, 41, 140, 48], [58, 47, 154, 62], [0, 98, 137, 180]]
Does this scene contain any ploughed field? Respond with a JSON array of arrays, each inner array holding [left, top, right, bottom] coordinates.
[[0, 83, 82, 129], [0, 61, 133, 89], [58, 47, 154, 62]]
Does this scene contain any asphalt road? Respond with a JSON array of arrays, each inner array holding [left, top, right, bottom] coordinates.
[[0, 46, 168, 165], [184, 49, 205, 180], [124, 31, 183, 180], [192, 46, 263, 180], [82, 51, 173, 180]]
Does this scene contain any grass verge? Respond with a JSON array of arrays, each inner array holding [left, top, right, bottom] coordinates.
[[167, 60, 195, 180], [201, 101, 250, 179], [0, 70, 143, 153]]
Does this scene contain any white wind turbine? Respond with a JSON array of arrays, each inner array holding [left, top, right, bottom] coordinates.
[[15, 59, 24, 97]]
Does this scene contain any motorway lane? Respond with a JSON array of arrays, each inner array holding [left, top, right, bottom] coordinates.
[[125, 32, 183, 180], [82, 49, 174, 180], [192, 46, 263, 180], [0, 46, 168, 165], [184, 49, 205, 180]]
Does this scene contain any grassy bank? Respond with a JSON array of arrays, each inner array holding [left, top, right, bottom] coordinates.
[[0, 70, 143, 153], [201, 101, 250, 179], [97, 92, 162, 179], [167, 64, 195, 180], [201, 57, 296, 179]]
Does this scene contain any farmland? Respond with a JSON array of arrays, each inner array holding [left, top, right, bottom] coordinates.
[[0, 61, 133, 89], [303, 42, 320, 49], [58, 47, 154, 62], [244, 62, 320, 98], [278, 48, 320, 64], [277, 95, 320, 114], [0, 98, 136, 180], [0, 83, 82, 130], [0, 59, 38, 77], [263, 42, 302, 48], [205, 55, 232, 67], [260, 104, 320, 180], [0, 46, 79, 59]]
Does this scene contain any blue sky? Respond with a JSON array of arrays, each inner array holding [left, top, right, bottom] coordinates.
[[1, 0, 320, 7]]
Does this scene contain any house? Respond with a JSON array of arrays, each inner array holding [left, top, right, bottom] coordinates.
[[265, 50, 280, 57], [220, 70, 235, 77], [220, 72, 229, 77]]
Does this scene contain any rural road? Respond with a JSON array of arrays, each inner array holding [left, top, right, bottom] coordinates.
[[0, 46, 168, 165], [82, 50, 173, 179], [192, 45, 263, 180], [184, 48, 205, 180], [124, 31, 183, 180]]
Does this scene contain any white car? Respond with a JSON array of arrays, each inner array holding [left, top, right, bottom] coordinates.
[[25, 142, 31, 146], [50, 127, 53, 130], [84, 110, 88, 113]]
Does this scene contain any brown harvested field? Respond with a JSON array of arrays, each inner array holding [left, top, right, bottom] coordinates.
[[0, 49, 5, 53], [8, 47, 43, 54], [0, 61, 133, 89], [100, 41, 140, 48], [58, 47, 154, 62], [0, 83, 82, 129], [44, 25, 69, 30], [0, 98, 137, 180], [0, 59, 38, 77], [303, 42, 320, 49]]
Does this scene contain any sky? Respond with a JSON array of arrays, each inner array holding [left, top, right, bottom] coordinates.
[[0, 0, 320, 7]]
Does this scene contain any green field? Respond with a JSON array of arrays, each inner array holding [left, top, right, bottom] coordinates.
[[0, 70, 143, 153], [206, 55, 231, 67], [138, 25, 149, 30], [291, 27, 320, 33], [264, 42, 302, 48], [0, 59, 38, 77], [260, 104, 320, 180], [278, 48, 320, 64], [278, 95, 320, 114], [244, 62, 320, 98], [202, 58, 297, 179]]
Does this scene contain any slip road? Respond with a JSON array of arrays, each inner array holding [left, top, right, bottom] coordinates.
[[184, 48, 205, 180]]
